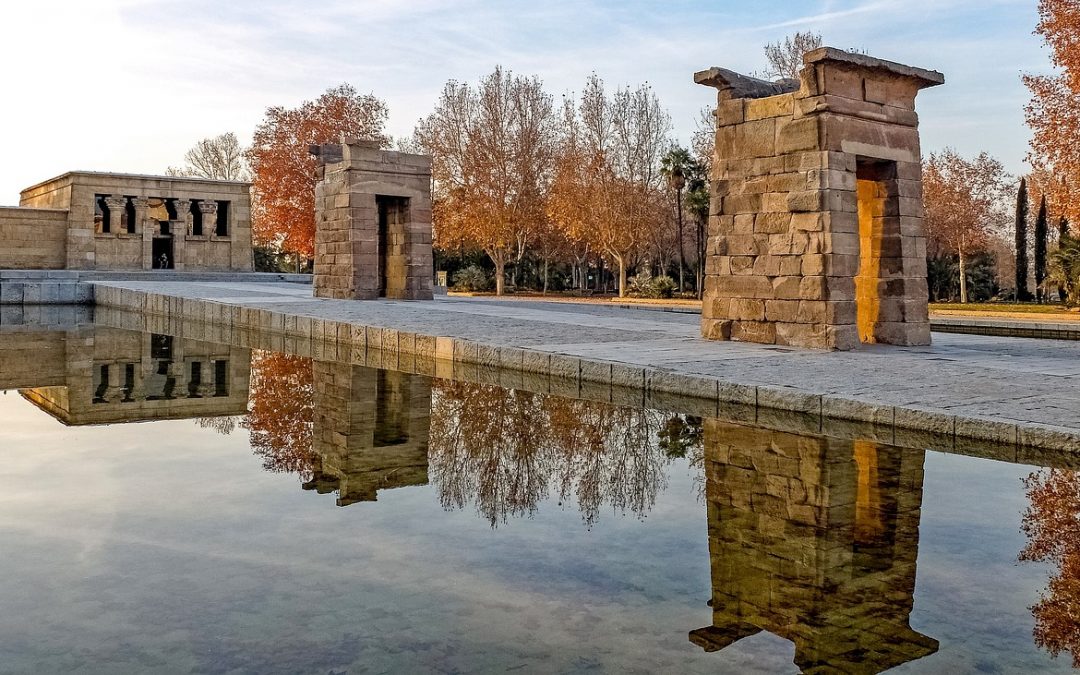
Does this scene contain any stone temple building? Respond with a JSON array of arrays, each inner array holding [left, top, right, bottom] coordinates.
[[1, 171, 252, 271], [697, 48, 943, 349]]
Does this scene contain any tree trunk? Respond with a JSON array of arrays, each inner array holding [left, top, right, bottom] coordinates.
[[958, 248, 968, 304], [676, 188, 685, 292], [617, 256, 627, 298], [495, 259, 505, 296], [542, 257, 549, 295]]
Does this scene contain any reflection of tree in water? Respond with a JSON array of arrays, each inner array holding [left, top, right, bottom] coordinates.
[[243, 351, 317, 476], [429, 379, 696, 527], [1021, 468, 1080, 668], [240, 356, 703, 525], [196, 415, 239, 435]]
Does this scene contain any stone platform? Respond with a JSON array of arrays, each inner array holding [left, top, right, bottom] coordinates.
[[88, 280, 1080, 452]]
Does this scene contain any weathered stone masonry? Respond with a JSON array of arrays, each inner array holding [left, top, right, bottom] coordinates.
[[698, 48, 943, 349], [311, 139, 434, 301]]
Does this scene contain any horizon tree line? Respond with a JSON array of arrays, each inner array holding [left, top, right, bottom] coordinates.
[[166, 24, 1079, 306]]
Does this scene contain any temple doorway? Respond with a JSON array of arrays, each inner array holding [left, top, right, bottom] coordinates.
[[376, 195, 409, 298], [152, 236, 174, 270]]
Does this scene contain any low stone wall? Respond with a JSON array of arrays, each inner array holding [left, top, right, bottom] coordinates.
[[933, 317, 1080, 341], [0, 207, 68, 269], [0, 270, 312, 305], [0, 271, 91, 304], [89, 282, 1080, 454]]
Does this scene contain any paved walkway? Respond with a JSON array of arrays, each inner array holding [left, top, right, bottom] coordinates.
[[91, 280, 1080, 449]]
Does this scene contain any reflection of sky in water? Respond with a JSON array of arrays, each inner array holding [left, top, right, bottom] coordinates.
[[0, 392, 1072, 674]]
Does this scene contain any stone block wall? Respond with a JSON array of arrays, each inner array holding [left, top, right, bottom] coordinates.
[[0, 207, 68, 269], [312, 139, 434, 300], [0, 328, 68, 390], [697, 48, 942, 349]]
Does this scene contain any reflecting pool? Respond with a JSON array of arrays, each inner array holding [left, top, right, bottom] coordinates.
[[0, 314, 1077, 673]]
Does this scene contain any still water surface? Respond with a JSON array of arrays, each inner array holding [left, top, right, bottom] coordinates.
[[0, 322, 1076, 673]]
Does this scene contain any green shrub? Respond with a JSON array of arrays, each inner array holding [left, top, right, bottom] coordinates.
[[651, 275, 677, 298], [452, 265, 492, 292], [628, 270, 677, 299]]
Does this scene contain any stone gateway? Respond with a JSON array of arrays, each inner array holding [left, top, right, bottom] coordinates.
[[697, 48, 943, 349], [311, 138, 434, 301]]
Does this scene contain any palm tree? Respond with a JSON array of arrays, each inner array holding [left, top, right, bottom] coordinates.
[[1050, 233, 1080, 307], [661, 147, 695, 293]]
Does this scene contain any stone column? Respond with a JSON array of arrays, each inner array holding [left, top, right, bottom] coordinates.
[[198, 200, 218, 235], [132, 197, 149, 235], [103, 361, 126, 403], [173, 198, 191, 270], [173, 199, 191, 234], [102, 196, 126, 235]]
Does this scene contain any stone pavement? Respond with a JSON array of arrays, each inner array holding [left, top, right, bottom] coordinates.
[[89, 280, 1080, 451]]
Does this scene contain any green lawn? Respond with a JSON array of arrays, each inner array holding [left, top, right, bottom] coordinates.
[[931, 302, 1077, 315]]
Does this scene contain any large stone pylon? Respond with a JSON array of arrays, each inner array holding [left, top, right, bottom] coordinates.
[[697, 48, 943, 349]]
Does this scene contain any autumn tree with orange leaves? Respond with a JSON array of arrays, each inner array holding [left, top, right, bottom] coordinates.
[[1025, 0, 1080, 226], [247, 84, 389, 262], [922, 149, 1012, 303], [414, 67, 557, 295], [1021, 468, 1080, 667], [548, 75, 671, 297]]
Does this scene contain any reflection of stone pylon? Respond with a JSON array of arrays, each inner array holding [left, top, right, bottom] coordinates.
[[690, 421, 937, 673], [308, 362, 431, 506]]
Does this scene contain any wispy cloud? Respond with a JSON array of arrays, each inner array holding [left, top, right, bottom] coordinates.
[[0, 0, 1047, 200]]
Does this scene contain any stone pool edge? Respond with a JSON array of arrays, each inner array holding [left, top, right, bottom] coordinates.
[[90, 283, 1080, 454]]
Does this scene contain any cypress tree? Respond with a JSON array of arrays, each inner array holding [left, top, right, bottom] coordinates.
[[1061, 217, 1071, 303], [1015, 178, 1030, 300], [1034, 196, 1049, 303]]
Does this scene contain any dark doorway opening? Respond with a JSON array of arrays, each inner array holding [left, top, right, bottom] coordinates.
[[152, 236, 174, 269], [375, 195, 409, 298], [854, 159, 901, 344]]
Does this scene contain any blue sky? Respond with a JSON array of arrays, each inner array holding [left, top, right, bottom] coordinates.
[[0, 0, 1048, 201]]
